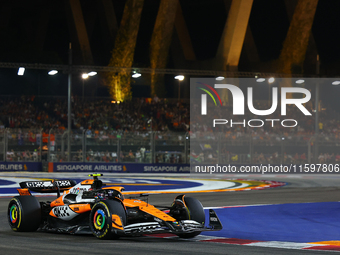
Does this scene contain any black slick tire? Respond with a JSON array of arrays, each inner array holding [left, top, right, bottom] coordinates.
[[89, 200, 126, 240], [177, 196, 205, 238], [8, 196, 41, 232]]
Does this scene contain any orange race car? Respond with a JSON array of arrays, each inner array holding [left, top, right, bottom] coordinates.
[[7, 174, 222, 239]]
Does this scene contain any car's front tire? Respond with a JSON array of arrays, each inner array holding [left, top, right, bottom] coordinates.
[[89, 200, 126, 239], [170, 196, 205, 238]]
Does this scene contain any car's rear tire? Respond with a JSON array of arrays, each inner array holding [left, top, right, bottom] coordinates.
[[89, 200, 126, 239], [8, 196, 41, 232], [171, 196, 205, 238]]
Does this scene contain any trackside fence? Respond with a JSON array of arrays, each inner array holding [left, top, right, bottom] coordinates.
[[0, 129, 339, 165]]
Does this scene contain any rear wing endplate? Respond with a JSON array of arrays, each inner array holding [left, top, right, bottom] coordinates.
[[19, 180, 77, 193]]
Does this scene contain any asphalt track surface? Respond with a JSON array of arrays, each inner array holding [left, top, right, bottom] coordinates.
[[1, 174, 340, 255]]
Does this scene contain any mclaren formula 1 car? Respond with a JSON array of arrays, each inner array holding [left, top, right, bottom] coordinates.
[[8, 174, 222, 239]]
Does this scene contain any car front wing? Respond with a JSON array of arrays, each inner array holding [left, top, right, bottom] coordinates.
[[120, 209, 223, 236]]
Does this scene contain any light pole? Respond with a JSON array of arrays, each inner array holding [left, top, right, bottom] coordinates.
[[175, 75, 184, 100], [67, 44, 73, 161], [50, 53, 97, 162]]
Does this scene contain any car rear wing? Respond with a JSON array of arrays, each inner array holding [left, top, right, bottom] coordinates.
[[19, 180, 77, 194]]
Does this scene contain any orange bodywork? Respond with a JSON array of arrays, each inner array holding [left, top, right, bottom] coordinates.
[[69, 204, 92, 214], [49, 203, 92, 218], [81, 179, 94, 185], [49, 209, 57, 218], [103, 186, 125, 192], [112, 214, 124, 230], [46, 183, 174, 224], [50, 195, 65, 207], [123, 199, 176, 222], [17, 189, 31, 196]]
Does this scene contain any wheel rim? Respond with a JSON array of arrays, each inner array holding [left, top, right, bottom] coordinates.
[[9, 205, 18, 224], [93, 209, 106, 230]]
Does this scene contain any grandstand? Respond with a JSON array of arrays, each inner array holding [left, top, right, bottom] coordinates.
[[0, 95, 339, 166]]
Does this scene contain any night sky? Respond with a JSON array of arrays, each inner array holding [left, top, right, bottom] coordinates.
[[0, 0, 340, 102]]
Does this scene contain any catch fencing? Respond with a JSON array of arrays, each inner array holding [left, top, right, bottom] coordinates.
[[0, 129, 338, 165]]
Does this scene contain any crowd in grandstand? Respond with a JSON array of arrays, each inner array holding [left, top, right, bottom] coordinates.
[[191, 100, 340, 137], [1, 96, 340, 137], [0, 96, 189, 133], [1, 96, 340, 164]]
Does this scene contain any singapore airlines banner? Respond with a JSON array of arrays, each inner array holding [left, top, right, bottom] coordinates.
[[48, 162, 190, 173], [0, 162, 42, 172], [0, 162, 190, 173]]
